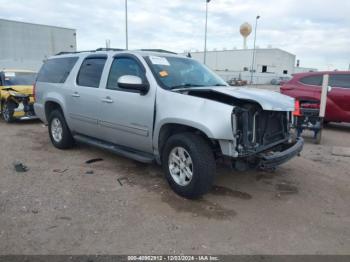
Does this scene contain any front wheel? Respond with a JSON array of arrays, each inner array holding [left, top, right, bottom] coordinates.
[[2, 101, 16, 123], [48, 110, 74, 149], [162, 133, 216, 199]]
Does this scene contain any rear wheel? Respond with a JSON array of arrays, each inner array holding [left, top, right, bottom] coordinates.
[[162, 133, 216, 199], [48, 110, 74, 149], [2, 101, 16, 123]]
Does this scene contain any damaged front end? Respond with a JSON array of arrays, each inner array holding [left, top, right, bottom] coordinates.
[[232, 103, 303, 170], [180, 86, 303, 170], [1, 88, 37, 123]]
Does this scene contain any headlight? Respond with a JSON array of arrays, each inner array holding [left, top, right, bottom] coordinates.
[[9, 91, 19, 96], [8, 91, 28, 98]]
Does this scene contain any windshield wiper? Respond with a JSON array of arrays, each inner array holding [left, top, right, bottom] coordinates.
[[212, 84, 227, 86]]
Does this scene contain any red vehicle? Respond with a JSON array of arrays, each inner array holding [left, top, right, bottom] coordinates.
[[280, 71, 350, 123]]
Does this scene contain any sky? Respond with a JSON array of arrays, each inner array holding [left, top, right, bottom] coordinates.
[[1, 0, 349, 70]]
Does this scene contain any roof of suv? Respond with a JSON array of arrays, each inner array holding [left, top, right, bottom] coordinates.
[[52, 49, 182, 60]]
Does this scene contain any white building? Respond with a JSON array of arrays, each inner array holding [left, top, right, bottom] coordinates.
[[0, 19, 76, 71], [188, 48, 296, 84], [294, 66, 317, 74]]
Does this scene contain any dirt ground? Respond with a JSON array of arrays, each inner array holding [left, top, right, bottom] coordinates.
[[0, 115, 349, 254]]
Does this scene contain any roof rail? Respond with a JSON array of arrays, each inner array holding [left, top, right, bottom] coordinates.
[[55, 51, 80, 56], [55, 48, 124, 56], [95, 48, 125, 51], [139, 49, 177, 54], [55, 48, 177, 56], [55, 50, 94, 56]]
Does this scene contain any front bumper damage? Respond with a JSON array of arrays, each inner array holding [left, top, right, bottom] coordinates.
[[13, 101, 38, 120], [258, 137, 304, 169], [5, 93, 38, 121]]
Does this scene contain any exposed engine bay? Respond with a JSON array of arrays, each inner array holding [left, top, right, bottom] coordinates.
[[233, 105, 290, 156], [184, 89, 292, 159]]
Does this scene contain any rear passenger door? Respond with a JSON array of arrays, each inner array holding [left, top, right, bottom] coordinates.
[[66, 55, 107, 138], [298, 75, 323, 100], [97, 55, 155, 153]]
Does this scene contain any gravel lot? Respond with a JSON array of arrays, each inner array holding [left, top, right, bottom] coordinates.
[[0, 105, 349, 254]]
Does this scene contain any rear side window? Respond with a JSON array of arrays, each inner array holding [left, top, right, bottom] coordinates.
[[299, 75, 322, 86], [37, 57, 78, 83], [330, 74, 350, 88], [77, 57, 107, 88]]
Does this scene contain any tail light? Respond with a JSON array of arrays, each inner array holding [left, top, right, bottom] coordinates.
[[293, 100, 301, 116], [33, 82, 36, 102]]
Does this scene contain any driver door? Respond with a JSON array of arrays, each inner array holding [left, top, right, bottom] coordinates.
[[98, 55, 155, 153]]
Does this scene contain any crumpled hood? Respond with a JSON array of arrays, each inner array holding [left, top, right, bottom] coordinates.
[[1, 85, 33, 95], [211, 87, 295, 111]]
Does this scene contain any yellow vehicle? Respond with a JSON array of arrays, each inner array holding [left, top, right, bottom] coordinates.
[[0, 69, 37, 123]]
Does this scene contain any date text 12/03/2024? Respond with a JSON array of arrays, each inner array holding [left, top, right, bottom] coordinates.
[[127, 255, 220, 261]]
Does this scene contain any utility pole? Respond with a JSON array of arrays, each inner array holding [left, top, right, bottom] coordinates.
[[204, 0, 211, 64], [250, 15, 260, 84], [125, 0, 128, 50]]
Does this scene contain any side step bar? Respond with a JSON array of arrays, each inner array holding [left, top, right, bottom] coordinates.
[[74, 134, 155, 164]]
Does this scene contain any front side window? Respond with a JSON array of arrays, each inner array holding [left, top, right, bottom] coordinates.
[[107, 57, 144, 90], [300, 75, 322, 86], [146, 56, 227, 90], [37, 57, 78, 83], [330, 74, 350, 88], [77, 57, 106, 88]]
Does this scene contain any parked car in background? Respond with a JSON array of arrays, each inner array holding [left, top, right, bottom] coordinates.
[[0, 69, 37, 122], [280, 71, 350, 123], [34, 49, 303, 198], [227, 78, 247, 86], [270, 76, 291, 85]]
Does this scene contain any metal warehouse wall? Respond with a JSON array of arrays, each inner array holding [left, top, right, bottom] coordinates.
[[0, 19, 76, 71], [189, 48, 296, 84]]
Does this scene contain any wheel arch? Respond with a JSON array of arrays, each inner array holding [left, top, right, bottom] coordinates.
[[44, 100, 64, 121], [156, 122, 220, 163]]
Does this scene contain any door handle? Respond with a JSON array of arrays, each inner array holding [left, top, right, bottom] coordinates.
[[72, 92, 80, 97], [101, 96, 113, 103]]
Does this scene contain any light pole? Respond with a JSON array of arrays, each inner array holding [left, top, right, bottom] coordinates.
[[125, 0, 128, 50], [250, 15, 260, 84], [204, 0, 211, 64]]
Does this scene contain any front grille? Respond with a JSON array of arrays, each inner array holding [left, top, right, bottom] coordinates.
[[255, 111, 288, 146], [235, 106, 289, 156]]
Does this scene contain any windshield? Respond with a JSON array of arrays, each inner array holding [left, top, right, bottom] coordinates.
[[146, 56, 227, 90], [3, 72, 37, 86]]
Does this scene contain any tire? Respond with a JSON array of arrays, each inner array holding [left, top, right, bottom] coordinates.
[[2, 101, 16, 123], [323, 121, 330, 126], [48, 110, 74, 149], [314, 129, 322, 145], [161, 132, 216, 199]]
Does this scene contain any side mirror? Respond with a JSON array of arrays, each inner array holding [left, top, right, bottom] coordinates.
[[327, 85, 332, 92], [117, 75, 149, 95]]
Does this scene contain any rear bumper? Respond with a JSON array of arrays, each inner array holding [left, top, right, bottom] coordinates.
[[34, 103, 46, 123], [258, 137, 304, 168]]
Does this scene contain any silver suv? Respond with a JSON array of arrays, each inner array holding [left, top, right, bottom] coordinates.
[[34, 49, 303, 198]]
